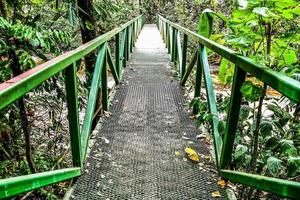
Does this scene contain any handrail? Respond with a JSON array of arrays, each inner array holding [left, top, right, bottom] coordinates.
[[0, 14, 144, 199], [158, 15, 300, 103], [157, 14, 300, 199]]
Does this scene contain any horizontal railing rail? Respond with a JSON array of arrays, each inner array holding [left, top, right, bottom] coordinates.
[[0, 15, 144, 199], [157, 14, 300, 199]]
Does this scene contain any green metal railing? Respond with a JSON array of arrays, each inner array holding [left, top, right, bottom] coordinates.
[[0, 15, 144, 199], [157, 14, 300, 198]]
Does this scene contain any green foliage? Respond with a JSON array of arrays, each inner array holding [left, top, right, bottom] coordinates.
[[267, 156, 282, 176], [218, 58, 234, 85], [240, 81, 263, 102], [287, 157, 300, 177]]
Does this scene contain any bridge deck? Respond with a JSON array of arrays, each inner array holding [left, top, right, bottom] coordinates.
[[72, 24, 225, 199]]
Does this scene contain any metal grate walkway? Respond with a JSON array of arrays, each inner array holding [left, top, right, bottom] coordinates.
[[72, 24, 225, 199]]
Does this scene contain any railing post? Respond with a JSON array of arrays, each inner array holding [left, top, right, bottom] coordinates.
[[115, 32, 120, 76], [199, 44, 222, 167], [220, 66, 246, 169], [167, 24, 170, 53], [125, 27, 129, 61], [181, 34, 188, 80], [102, 52, 108, 111], [171, 27, 177, 62], [132, 22, 136, 47], [193, 47, 203, 114], [121, 30, 127, 68], [129, 25, 133, 53], [65, 62, 82, 167]]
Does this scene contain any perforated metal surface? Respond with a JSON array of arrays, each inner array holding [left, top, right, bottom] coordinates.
[[72, 24, 226, 200]]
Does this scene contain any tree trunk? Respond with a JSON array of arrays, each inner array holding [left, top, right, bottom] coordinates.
[[8, 49, 36, 173], [77, 0, 97, 80]]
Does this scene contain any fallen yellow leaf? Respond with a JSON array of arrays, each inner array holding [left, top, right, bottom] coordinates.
[[175, 151, 181, 156], [211, 191, 221, 198], [217, 179, 226, 188], [185, 147, 199, 162]]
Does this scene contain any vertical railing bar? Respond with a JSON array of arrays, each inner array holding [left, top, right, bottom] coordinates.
[[169, 27, 173, 58], [132, 22, 136, 47], [120, 30, 126, 68], [193, 48, 203, 114], [180, 50, 198, 86], [129, 24, 133, 53], [181, 34, 188, 80], [107, 46, 120, 84], [167, 24, 170, 53], [65, 62, 82, 168], [171, 27, 176, 62], [80, 43, 107, 160], [199, 44, 223, 167], [102, 51, 108, 111], [115, 32, 120, 76], [220, 66, 246, 169], [125, 27, 129, 61], [176, 31, 183, 76]]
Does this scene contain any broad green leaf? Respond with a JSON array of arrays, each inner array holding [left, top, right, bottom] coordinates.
[[283, 50, 297, 65], [218, 58, 235, 85], [259, 121, 273, 136], [267, 156, 282, 176], [234, 144, 248, 160], [240, 81, 263, 102], [265, 137, 279, 150], [287, 157, 300, 177], [279, 139, 297, 156], [198, 10, 213, 38], [198, 9, 232, 38]]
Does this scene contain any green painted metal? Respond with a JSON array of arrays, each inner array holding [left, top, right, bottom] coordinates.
[[0, 168, 81, 199], [0, 15, 143, 111], [157, 14, 300, 198], [166, 24, 170, 53], [102, 51, 108, 111], [132, 22, 136, 47], [65, 63, 82, 167], [81, 44, 107, 160], [169, 26, 173, 56], [171, 27, 176, 62], [120, 30, 127, 68], [198, 44, 222, 166], [180, 50, 197, 86], [174, 29, 178, 65], [158, 14, 300, 103], [193, 48, 203, 114], [125, 27, 129, 61], [129, 25, 133, 53], [176, 31, 183, 76], [0, 15, 144, 199], [220, 66, 246, 169], [115, 33, 120, 76], [181, 34, 188, 79], [107, 47, 120, 84], [220, 170, 300, 199]]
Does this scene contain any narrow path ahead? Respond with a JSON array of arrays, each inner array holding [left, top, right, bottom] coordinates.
[[72, 24, 225, 199]]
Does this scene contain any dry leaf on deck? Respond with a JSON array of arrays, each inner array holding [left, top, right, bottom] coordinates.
[[217, 179, 227, 188], [185, 147, 199, 162], [175, 151, 181, 156], [211, 191, 221, 198]]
